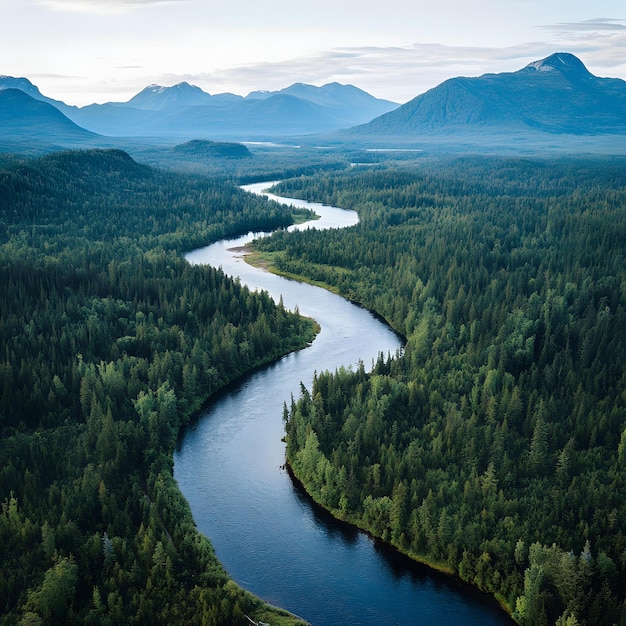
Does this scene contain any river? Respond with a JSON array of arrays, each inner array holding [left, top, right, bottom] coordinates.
[[174, 182, 513, 626]]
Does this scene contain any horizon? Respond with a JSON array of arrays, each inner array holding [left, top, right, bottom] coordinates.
[[2, 1, 626, 107], [4, 50, 626, 111]]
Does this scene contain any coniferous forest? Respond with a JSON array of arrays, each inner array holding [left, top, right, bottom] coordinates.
[[0, 149, 315, 625], [2, 147, 626, 626], [252, 157, 626, 626]]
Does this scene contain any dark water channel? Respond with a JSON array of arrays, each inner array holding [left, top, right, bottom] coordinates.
[[174, 183, 513, 625]]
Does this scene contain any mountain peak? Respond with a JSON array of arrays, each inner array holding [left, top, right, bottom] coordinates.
[[522, 52, 592, 78], [126, 82, 212, 110], [172, 81, 202, 92], [143, 84, 167, 94]]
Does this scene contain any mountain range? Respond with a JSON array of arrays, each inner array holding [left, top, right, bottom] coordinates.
[[1, 53, 625, 151], [0, 77, 398, 140]]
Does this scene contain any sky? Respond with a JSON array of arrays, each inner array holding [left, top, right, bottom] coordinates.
[[2, 0, 626, 106]]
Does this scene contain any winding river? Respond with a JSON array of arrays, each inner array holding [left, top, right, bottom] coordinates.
[[174, 183, 513, 626]]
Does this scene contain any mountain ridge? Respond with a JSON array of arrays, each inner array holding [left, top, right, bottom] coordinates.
[[1, 54, 625, 151], [0, 76, 398, 138]]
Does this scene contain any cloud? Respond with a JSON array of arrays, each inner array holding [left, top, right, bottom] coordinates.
[[536, 19, 626, 74], [165, 42, 560, 103], [36, 0, 188, 14], [544, 18, 626, 32], [23, 14, 626, 106]]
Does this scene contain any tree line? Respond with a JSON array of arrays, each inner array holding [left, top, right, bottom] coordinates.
[[254, 156, 626, 626]]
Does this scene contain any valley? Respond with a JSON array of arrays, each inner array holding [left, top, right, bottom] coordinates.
[[1, 51, 625, 625]]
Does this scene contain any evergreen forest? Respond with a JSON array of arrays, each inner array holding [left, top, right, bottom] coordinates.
[[252, 157, 626, 626], [0, 149, 315, 625]]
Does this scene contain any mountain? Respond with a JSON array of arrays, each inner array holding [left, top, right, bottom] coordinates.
[[161, 93, 343, 136], [0, 75, 47, 101], [246, 82, 398, 125], [125, 82, 216, 111], [345, 53, 626, 141], [0, 89, 98, 149], [67, 102, 165, 136], [60, 92, 334, 137]]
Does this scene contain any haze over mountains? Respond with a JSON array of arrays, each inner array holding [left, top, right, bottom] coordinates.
[[1, 53, 625, 152], [0, 77, 397, 140]]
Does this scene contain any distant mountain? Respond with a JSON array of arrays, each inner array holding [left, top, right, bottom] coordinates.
[[1, 75, 399, 139], [125, 82, 215, 111], [162, 93, 341, 136], [72, 81, 397, 138], [346, 53, 626, 140], [246, 82, 397, 125], [0, 89, 97, 148], [67, 102, 164, 136], [0, 75, 47, 101]]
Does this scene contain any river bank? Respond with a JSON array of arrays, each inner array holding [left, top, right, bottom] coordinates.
[[283, 456, 515, 621]]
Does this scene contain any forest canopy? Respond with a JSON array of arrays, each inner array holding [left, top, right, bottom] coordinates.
[[0, 149, 313, 625], [253, 156, 626, 626]]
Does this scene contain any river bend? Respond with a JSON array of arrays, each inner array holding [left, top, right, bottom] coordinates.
[[174, 182, 512, 626]]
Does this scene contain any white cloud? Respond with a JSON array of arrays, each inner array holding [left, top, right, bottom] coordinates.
[[36, 0, 188, 15], [544, 18, 626, 32]]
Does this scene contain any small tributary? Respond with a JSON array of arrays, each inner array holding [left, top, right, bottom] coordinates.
[[174, 183, 513, 626]]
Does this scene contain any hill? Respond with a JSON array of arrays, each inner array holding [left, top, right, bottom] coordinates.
[[171, 139, 252, 158]]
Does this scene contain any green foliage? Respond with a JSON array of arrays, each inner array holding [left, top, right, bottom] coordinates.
[[273, 156, 626, 625], [0, 149, 312, 624], [172, 139, 252, 159]]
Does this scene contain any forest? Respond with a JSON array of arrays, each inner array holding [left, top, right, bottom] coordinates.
[[251, 156, 626, 626], [0, 149, 315, 625]]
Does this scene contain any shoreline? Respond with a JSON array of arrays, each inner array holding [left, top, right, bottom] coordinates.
[[240, 237, 514, 624], [283, 457, 516, 622]]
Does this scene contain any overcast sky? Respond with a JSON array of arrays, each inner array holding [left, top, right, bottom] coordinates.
[[2, 0, 625, 106]]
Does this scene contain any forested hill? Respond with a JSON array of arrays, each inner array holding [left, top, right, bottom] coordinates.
[[255, 157, 626, 626], [0, 149, 312, 625]]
